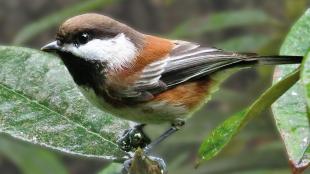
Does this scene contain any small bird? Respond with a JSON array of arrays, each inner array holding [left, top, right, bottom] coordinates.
[[42, 13, 302, 152]]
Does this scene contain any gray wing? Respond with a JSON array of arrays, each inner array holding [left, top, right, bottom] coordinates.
[[118, 40, 247, 101], [160, 41, 245, 86]]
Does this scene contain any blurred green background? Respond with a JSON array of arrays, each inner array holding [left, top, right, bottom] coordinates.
[[0, 0, 309, 173]]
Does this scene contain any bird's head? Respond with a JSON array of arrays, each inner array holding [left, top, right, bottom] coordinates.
[[41, 13, 144, 69]]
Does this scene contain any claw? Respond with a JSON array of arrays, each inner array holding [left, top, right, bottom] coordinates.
[[117, 124, 151, 152]]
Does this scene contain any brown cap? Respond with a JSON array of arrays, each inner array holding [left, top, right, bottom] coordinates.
[[56, 13, 144, 48]]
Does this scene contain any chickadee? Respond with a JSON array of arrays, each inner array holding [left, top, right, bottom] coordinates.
[[42, 13, 302, 152]]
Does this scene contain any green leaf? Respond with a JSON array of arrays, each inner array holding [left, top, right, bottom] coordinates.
[[302, 49, 310, 110], [168, 9, 276, 38], [272, 9, 310, 172], [0, 46, 130, 160], [13, 0, 121, 45], [273, 64, 309, 174], [198, 67, 300, 163], [280, 9, 310, 56], [0, 135, 68, 174]]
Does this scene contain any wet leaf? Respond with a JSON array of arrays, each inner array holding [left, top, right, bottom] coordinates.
[[0, 46, 130, 160], [272, 9, 310, 172], [272, 65, 309, 173], [302, 52, 310, 110], [198, 68, 300, 163]]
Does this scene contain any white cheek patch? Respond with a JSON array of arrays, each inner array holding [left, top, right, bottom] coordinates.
[[62, 33, 137, 70]]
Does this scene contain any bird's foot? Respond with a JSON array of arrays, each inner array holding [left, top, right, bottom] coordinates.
[[171, 118, 185, 129], [117, 124, 151, 152], [117, 119, 185, 153]]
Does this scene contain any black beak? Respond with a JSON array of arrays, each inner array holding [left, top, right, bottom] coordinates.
[[41, 41, 60, 52]]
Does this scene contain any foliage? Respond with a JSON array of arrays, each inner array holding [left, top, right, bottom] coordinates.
[[198, 68, 300, 164], [272, 9, 310, 173]]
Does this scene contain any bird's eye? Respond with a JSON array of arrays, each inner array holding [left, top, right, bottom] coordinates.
[[56, 40, 63, 46], [75, 33, 91, 46]]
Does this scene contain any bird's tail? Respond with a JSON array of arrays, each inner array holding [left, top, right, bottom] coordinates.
[[242, 55, 303, 66]]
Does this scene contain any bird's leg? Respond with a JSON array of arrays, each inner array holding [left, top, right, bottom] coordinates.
[[117, 119, 185, 153], [117, 124, 151, 152], [144, 119, 185, 154]]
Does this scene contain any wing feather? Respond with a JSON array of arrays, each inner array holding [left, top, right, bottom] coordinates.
[[113, 40, 246, 101]]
